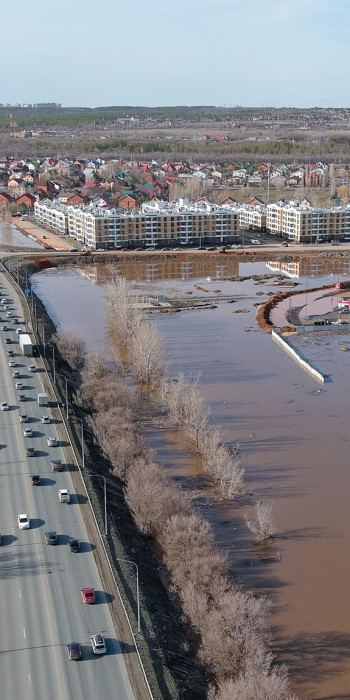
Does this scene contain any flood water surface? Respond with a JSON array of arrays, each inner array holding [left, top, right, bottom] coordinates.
[[32, 257, 350, 699]]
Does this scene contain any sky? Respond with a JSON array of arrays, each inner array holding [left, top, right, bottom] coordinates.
[[0, 0, 348, 108]]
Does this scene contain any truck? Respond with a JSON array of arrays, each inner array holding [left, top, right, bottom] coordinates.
[[58, 489, 70, 503], [19, 333, 33, 357], [51, 459, 63, 472], [37, 392, 48, 406]]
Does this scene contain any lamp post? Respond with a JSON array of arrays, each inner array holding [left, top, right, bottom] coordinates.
[[55, 371, 69, 421], [73, 416, 85, 472], [116, 558, 140, 633], [90, 474, 107, 536]]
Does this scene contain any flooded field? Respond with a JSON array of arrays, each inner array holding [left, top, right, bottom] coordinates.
[[0, 221, 42, 249], [32, 256, 350, 700]]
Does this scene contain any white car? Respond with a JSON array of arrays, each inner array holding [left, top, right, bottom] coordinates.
[[18, 514, 30, 530], [12, 371, 20, 378], [1, 325, 7, 331], [19, 414, 28, 423], [47, 437, 57, 447], [15, 382, 23, 389], [5, 311, 12, 317], [23, 428, 33, 437], [41, 415, 50, 424], [8, 360, 15, 367], [0, 299, 6, 304], [1, 402, 9, 411], [90, 634, 107, 655], [28, 365, 36, 372]]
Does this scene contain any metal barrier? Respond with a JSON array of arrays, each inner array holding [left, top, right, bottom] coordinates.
[[1, 257, 154, 700]]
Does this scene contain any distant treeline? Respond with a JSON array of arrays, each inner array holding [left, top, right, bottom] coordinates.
[[0, 104, 348, 129]]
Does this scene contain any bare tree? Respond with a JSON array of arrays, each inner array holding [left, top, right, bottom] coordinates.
[[210, 665, 298, 700], [126, 456, 186, 535], [130, 319, 165, 385], [245, 501, 276, 542], [105, 278, 141, 347], [52, 331, 86, 372]]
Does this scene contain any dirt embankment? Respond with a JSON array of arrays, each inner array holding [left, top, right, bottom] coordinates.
[[257, 283, 335, 333]]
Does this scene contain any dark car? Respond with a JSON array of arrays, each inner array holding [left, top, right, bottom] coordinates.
[[67, 642, 82, 661], [5, 338, 11, 344], [45, 531, 58, 545], [26, 447, 36, 457], [31, 474, 41, 486], [7, 350, 14, 356], [18, 394, 26, 402], [68, 538, 80, 553]]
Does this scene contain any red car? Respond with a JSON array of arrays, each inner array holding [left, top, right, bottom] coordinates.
[[81, 587, 95, 604], [280, 241, 289, 247]]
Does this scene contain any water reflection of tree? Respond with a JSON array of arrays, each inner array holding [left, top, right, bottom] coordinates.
[[0, 209, 14, 247]]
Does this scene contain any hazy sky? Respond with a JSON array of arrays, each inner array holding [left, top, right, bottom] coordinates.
[[1, 0, 348, 107]]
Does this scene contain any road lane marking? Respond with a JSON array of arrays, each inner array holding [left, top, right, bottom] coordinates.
[[18, 588, 21, 599], [28, 673, 31, 684], [23, 627, 26, 638]]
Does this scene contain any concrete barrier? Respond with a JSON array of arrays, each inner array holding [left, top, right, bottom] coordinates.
[[272, 329, 325, 385]]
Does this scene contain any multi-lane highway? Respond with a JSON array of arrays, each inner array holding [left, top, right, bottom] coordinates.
[[0, 275, 137, 699]]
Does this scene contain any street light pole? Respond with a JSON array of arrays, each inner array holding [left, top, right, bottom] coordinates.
[[90, 474, 107, 536], [116, 559, 140, 633], [52, 345, 56, 383], [74, 417, 85, 472]]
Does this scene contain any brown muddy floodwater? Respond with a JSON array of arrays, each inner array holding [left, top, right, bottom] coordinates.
[[32, 256, 350, 700]]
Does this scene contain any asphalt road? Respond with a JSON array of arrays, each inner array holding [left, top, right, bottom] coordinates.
[[0, 278, 136, 699]]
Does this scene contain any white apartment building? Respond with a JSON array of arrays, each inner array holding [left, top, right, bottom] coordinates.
[[267, 199, 350, 243], [34, 199, 68, 235], [35, 198, 240, 249], [237, 204, 267, 231]]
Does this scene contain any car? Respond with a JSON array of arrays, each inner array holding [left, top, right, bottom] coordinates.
[[5, 312, 12, 317], [5, 338, 11, 344], [90, 634, 107, 655], [18, 394, 26, 402], [26, 447, 36, 457], [15, 382, 23, 389], [280, 241, 289, 247], [67, 642, 82, 661], [23, 428, 33, 437], [146, 247, 155, 251], [51, 459, 63, 472], [70, 247, 78, 252], [1, 402, 9, 411], [1, 325, 7, 331], [16, 328, 23, 335], [135, 247, 144, 251], [251, 239, 261, 245], [197, 246, 207, 251], [0, 299, 6, 304], [19, 414, 28, 422], [68, 538, 80, 553], [12, 318, 18, 324], [81, 587, 96, 604], [58, 489, 70, 503], [18, 514, 30, 530], [31, 474, 41, 486], [47, 437, 57, 447], [206, 246, 216, 251], [121, 247, 129, 251], [12, 371, 20, 378], [8, 360, 15, 367], [45, 531, 58, 545], [28, 364, 36, 372], [7, 350, 14, 356], [96, 248, 105, 252], [41, 415, 50, 424]]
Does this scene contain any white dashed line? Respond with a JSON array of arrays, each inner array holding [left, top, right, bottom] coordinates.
[[18, 589, 21, 599], [23, 627, 26, 638], [28, 673, 31, 684]]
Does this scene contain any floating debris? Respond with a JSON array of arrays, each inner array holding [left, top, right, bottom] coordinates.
[[341, 346, 350, 352]]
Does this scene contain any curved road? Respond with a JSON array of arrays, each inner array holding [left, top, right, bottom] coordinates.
[[0, 275, 136, 699]]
